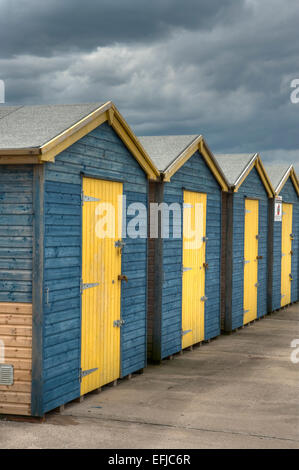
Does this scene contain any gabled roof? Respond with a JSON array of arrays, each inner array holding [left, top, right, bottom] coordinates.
[[139, 135, 228, 191], [0, 102, 160, 180], [265, 163, 299, 196], [214, 153, 275, 197]]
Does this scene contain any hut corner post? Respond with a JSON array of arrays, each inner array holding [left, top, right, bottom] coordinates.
[[224, 192, 234, 332], [152, 182, 164, 362], [267, 197, 275, 313], [31, 164, 45, 417]]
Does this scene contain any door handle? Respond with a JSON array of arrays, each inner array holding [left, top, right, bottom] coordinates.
[[256, 256, 263, 260], [118, 275, 128, 283]]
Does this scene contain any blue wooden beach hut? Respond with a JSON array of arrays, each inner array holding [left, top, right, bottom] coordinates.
[[0, 102, 159, 416], [214, 154, 275, 332], [266, 164, 299, 311], [139, 135, 228, 362]]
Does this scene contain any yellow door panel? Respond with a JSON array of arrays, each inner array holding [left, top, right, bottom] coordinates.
[[281, 203, 293, 307], [81, 178, 123, 395], [182, 191, 207, 349], [243, 199, 259, 325]]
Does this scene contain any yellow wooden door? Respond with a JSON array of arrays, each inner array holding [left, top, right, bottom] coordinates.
[[281, 203, 293, 307], [243, 199, 259, 325], [81, 177, 123, 395], [182, 191, 207, 349]]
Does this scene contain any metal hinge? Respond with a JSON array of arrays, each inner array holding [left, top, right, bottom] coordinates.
[[81, 191, 101, 205], [183, 203, 193, 209], [80, 280, 100, 294], [113, 320, 125, 328], [202, 237, 209, 242], [255, 283, 259, 288], [182, 329, 192, 337], [244, 260, 250, 265], [244, 310, 250, 314], [245, 210, 251, 214], [201, 296, 208, 302], [182, 267, 192, 273], [79, 368, 98, 383]]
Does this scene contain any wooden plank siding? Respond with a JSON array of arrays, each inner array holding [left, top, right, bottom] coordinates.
[[156, 151, 222, 360], [230, 167, 269, 331], [0, 166, 33, 303], [42, 122, 148, 413], [0, 303, 32, 416], [147, 182, 156, 358], [272, 178, 299, 310], [221, 192, 228, 330]]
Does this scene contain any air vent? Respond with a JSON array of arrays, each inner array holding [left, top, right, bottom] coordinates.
[[0, 364, 14, 386]]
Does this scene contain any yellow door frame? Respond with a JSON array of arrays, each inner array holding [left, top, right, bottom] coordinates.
[[80, 176, 123, 395], [243, 198, 259, 325], [281, 203, 293, 307], [182, 190, 207, 349]]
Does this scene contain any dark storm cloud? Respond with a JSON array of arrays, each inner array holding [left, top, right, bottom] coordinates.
[[0, 0, 245, 58], [0, 0, 298, 172]]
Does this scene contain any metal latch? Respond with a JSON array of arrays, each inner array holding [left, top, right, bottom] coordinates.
[[0, 364, 14, 386], [182, 329, 192, 337], [79, 367, 98, 383], [201, 296, 208, 302], [202, 237, 208, 242], [118, 275, 128, 283], [203, 263, 209, 270], [256, 256, 263, 260], [115, 240, 126, 249], [256, 235, 260, 240], [290, 233, 295, 240], [114, 320, 125, 328], [290, 274, 294, 281], [255, 283, 259, 288], [81, 281, 100, 293]]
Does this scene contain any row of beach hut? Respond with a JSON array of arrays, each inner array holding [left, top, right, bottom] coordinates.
[[0, 101, 298, 417]]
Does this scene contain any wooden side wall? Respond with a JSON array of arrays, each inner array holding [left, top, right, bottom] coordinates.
[[0, 303, 32, 416]]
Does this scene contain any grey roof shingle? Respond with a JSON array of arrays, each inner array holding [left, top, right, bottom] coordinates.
[[214, 153, 256, 187], [139, 135, 199, 172], [0, 103, 104, 150], [264, 163, 292, 192]]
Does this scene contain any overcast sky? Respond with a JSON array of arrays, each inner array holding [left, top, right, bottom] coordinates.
[[0, 0, 298, 172]]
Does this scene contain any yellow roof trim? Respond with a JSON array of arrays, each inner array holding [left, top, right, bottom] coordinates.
[[275, 166, 299, 197], [234, 154, 275, 198], [163, 136, 228, 191], [40, 102, 159, 180], [0, 101, 159, 179]]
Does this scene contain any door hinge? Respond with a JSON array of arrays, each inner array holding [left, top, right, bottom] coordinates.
[[79, 367, 98, 383], [244, 310, 250, 314], [182, 329, 192, 337], [202, 237, 209, 242], [244, 259, 250, 264], [201, 296, 208, 302], [81, 191, 101, 205], [290, 274, 294, 281], [113, 320, 125, 328], [80, 281, 100, 294], [245, 210, 251, 214], [183, 203, 193, 209], [182, 267, 192, 273], [255, 283, 259, 288]]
